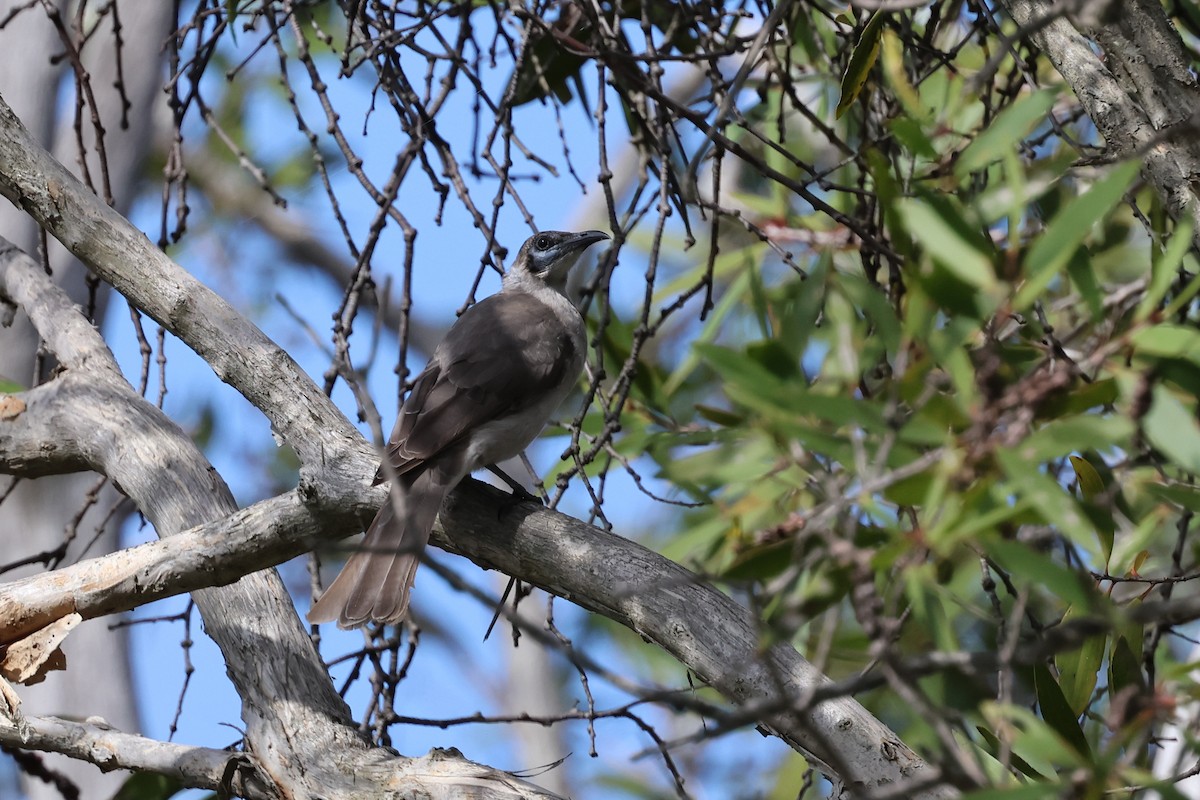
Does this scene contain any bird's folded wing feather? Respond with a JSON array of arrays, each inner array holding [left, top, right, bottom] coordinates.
[[378, 292, 580, 477]]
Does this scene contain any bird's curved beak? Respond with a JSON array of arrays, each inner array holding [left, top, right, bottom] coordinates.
[[563, 229, 610, 253], [543, 230, 610, 282]]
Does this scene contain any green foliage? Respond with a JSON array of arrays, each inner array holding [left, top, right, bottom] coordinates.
[[597, 5, 1200, 793]]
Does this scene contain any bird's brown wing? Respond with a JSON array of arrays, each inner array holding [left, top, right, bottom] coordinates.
[[377, 292, 580, 480]]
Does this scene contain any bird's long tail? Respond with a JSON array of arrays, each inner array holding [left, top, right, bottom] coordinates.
[[307, 468, 450, 629]]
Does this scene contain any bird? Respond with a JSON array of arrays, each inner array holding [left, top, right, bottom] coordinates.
[[308, 229, 610, 629]]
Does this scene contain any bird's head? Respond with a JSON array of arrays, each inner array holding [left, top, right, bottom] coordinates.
[[506, 229, 610, 293]]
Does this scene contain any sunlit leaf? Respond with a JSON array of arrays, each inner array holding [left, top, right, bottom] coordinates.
[[956, 88, 1058, 177], [1068, 454, 1116, 565], [896, 196, 998, 291], [1014, 159, 1141, 309], [1069, 455, 1104, 500], [1143, 386, 1200, 472], [836, 12, 886, 119], [973, 726, 1048, 781], [880, 30, 922, 120], [1132, 324, 1200, 364], [1145, 482, 1200, 512]]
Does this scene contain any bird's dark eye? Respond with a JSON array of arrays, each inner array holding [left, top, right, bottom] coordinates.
[[535, 236, 551, 250]]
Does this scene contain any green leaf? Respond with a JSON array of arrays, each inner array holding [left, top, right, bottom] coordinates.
[[837, 271, 902, 355], [224, 0, 240, 44], [961, 785, 1066, 800], [995, 449, 1097, 555], [974, 726, 1048, 781], [1162, 269, 1200, 319], [1136, 219, 1194, 322], [1145, 482, 1200, 512], [693, 404, 744, 427], [956, 88, 1058, 177], [1037, 377, 1119, 419], [889, 116, 937, 158], [695, 342, 784, 395], [896, 196, 998, 291], [836, 12, 886, 119], [509, 24, 589, 106], [1068, 454, 1115, 566], [746, 339, 801, 380], [1020, 416, 1133, 463], [110, 772, 185, 800], [880, 29, 923, 120], [883, 470, 934, 506], [1014, 158, 1141, 309], [1065, 248, 1102, 318], [1034, 664, 1091, 758], [1143, 385, 1200, 472], [1109, 635, 1148, 695], [0, 377, 23, 393], [723, 539, 794, 581], [980, 702, 1087, 773], [662, 260, 756, 397], [1069, 454, 1106, 499], [1055, 606, 1106, 716], [787, 4, 821, 61], [1132, 323, 1200, 364], [985, 539, 1092, 608]]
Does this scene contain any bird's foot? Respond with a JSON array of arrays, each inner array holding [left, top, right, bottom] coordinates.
[[508, 482, 543, 505], [498, 484, 543, 519], [487, 465, 545, 517]]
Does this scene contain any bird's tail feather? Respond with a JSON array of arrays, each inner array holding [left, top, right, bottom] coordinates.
[[307, 469, 450, 629]]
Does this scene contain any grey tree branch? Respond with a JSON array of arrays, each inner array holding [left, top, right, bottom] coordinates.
[[0, 713, 549, 800], [0, 715, 275, 800]]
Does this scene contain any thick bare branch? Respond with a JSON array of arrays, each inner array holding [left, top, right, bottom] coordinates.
[[0, 715, 275, 799], [0, 713, 561, 800]]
